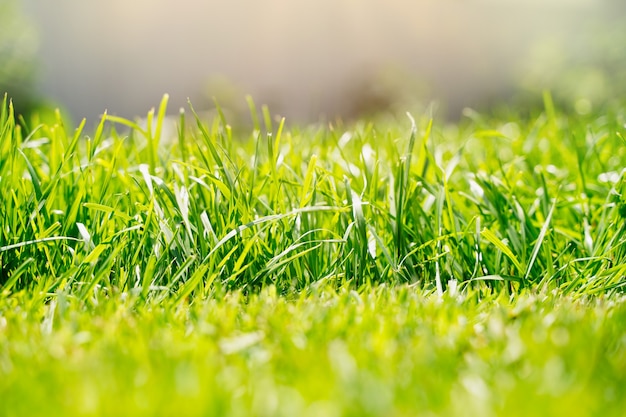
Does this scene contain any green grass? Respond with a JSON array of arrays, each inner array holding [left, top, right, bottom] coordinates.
[[1, 93, 626, 416], [2, 93, 626, 296], [1, 287, 626, 417]]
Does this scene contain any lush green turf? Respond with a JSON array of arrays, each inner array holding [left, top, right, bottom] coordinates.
[[1, 93, 626, 416], [1, 286, 626, 416], [2, 94, 626, 296]]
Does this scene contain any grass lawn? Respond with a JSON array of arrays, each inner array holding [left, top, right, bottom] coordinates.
[[1, 93, 626, 416], [2, 287, 626, 417]]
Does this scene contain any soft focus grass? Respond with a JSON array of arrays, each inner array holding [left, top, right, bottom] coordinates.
[[1, 93, 626, 416], [1, 287, 626, 417]]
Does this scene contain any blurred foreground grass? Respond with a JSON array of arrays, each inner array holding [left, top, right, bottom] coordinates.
[[1, 286, 626, 417]]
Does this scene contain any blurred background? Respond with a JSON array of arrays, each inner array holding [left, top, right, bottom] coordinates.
[[3, 0, 626, 123]]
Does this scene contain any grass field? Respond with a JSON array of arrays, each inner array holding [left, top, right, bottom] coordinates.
[[1, 93, 626, 416]]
